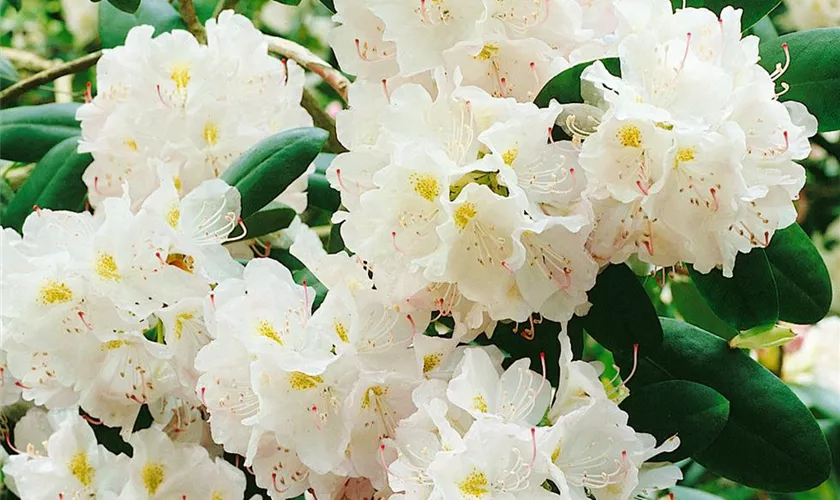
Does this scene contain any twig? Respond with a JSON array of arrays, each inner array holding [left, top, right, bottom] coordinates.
[[212, 0, 238, 18], [265, 35, 349, 103], [0, 50, 103, 102], [301, 89, 347, 154], [178, 0, 207, 44]]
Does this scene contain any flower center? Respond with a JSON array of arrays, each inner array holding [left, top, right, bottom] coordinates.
[[142, 461, 165, 495], [454, 203, 478, 230], [616, 124, 642, 148], [458, 469, 490, 498], [38, 280, 73, 305], [289, 372, 323, 390], [410, 173, 440, 202], [95, 252, 120, 281], [67, 451, 95, 487], [256, 319, 283, 345]]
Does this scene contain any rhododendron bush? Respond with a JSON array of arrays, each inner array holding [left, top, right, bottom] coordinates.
[[1, 0, 839, 498]]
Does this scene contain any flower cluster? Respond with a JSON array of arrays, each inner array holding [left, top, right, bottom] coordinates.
[[193, 225, 681, 498], [77, 11, 312, 210], [3, 408, 244, 499], [0, 175, 242, 432], [328, 0, 814, 340]]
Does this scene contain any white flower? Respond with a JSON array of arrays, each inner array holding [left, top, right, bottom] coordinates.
[[446, 347, 550, 426], [783, 316, 840, 394], [78, 11, 312, 208]]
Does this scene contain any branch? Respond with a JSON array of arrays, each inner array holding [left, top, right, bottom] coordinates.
[[0, 47, 54, 72], [301, 89, 347, 154], [265, 35, 349, 103], [178, 0, 207, 44], [0, 50, 103, 102]]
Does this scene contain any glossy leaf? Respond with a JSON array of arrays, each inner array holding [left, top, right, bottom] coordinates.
[[689, 250, 778, 330], [0, 54, 19, 90], [759, 28, 840, 132], [233, 202, 297, 241], [620, 380, 730, 462], [107, 0, 141, 14], [308, 173, 340, 212], [668, 487, 726, 500], [221, 128, 328, 218], [534, 58, 619, 108], [0, 104, 81, 163], [581, 264, 663, 354], [100, 0, 186, 48], [675, 1, 781, 30], [2, 137, 93, 232], [764, 223, 832, 324], [624, 318, 831, 492], [317, 0, 334, 12], [669, 277, 739, 340]]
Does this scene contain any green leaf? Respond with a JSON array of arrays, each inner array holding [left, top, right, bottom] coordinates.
[[675, 1, 781, 30], [581, 264, 663, 354], [99, 0, 186, 49], [668, 487, 726, 500], [314, 152, 336, 175], [689, 250, 778, 331], [0, 54, 20, 90], [221, 127, 328, 219], [759, 28, 840, 132], [308, 173, 340, 212], [790, 384, 840, 420], [626, 318, 831, 492], [193, 0, 216, 22], [274, 0, 301, 4], [107, 0, 141, 14], [0, 104, 81, 163], [0, 177, 14, 211], [619, 380, 730, 462], [2, 137, 93, 232], [534, 58, 619, 108], [670, 277, 739, 340], [764, 223, 831, 324], [7, 0, 21, 9], [327, 221, 344, 254], [233, 202, 296, 240]]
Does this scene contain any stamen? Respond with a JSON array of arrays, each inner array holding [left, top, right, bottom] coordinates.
[[407, 314, 416, 341], [77, 311, 94, 330], [14, 380, 31, 390], [783, 130, 790, 152], [529, 427, 537, 468], [676, 32, 692, 76], [547, 126, 555, 144], [624, 344, 639, 385], [224, 216, 248, 242], [770, 43, 790, 82], [419, 0, 438, 25], [4, 430, 23, 454], [335, 168, 350, 191], [93, 176, 105, 195], [501, 260, 515, 275], [764, 231, 770, 247], [155, 251, 166, 265], [81, 413, 102, 425], [391, 231, 402, 253], [710, 187, 719, 212], [311, 405, 322, 430], [775, 81, 790, 99], [84, 81, 92, 103], [302, 279, 311, 314], [636, 180, 649, 196], [33, 205, 42, 215], [209, 293, 216, 310], [382, 79, 391, 104]]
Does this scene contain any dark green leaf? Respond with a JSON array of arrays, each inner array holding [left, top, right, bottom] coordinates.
[[233, 202, 296, 240], [0, 104, 81, 163], [193, 0, 216, 22], [318, 0, 334, 12], [759, 28, 840, 132], [764, 223, 831, 324], [221, 127, 328, 218], [107, 0, 141, 14], [582, 264, 663, 354], [327, 221, 344, 254], [534, 58, 619, 108], [689, 250, 778, 330], [620, 380, 730, 461], [675, 1, 781, 30], [100, 0, 186, 49], [7, 0, 21, 9], [292, 268, 327, 310], [670, 278, 739, 340], [0, 54, 20, 90], [625, 318, 831, 492], [314, 152, 336, 175], [826, 422, 840, 478], [2, 137, 93, 232], [308, 173, 340, 212], [486, 318, 577, 387], [274, 0, 301, 4]]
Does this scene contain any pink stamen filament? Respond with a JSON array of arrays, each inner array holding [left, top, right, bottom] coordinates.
[[529, 427, 537, 468], [272, 472, 291, 493], [77, 311, 94, 330]]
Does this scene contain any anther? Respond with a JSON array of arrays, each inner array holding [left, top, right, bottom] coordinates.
[[771, 43, 791, 82], [32, 205, 42, 215], [93, 176, 105, 195], [311, 405, 322, 430], [84, 81, 93, 103], [335, 168, 350, 191], [501, 260, 515, 275]]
